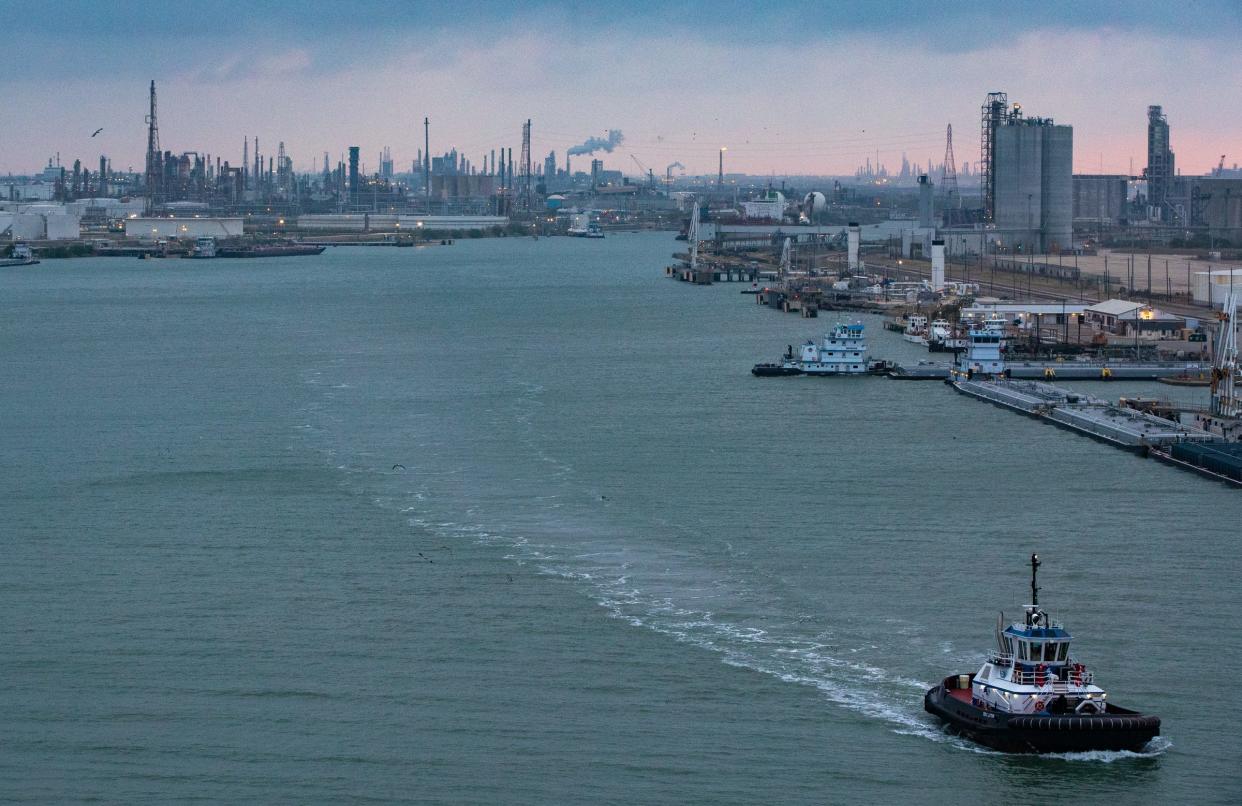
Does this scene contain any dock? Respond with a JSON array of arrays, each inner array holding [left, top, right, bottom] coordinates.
[[665, 263, 770, 284]]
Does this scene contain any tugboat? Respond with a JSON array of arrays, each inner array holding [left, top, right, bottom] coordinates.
[[903, 314, 929, 346], [190, 236, 217, 259], [927, 320, 969, 353], [753, 322, 891, 377], [924, 554, 1160, 753]]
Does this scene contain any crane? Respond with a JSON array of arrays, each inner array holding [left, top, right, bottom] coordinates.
[[630, 154, 655, 187], [665, 161, 685, 185]]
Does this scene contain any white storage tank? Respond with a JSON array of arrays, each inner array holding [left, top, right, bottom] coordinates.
[[1193, 270, 1242, 307], [124, 218, 245, 239], [12, 213, 46, 240], [43, 214, 81, 240]]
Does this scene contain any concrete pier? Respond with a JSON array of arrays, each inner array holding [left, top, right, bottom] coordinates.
[[665, 263, 769, 284]]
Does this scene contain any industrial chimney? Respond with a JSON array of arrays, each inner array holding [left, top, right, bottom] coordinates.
[[918, 175, 934, 228], [847, 223, 861, 271]]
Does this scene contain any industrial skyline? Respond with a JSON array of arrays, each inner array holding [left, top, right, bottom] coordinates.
[[4, 2, 1241, 177]]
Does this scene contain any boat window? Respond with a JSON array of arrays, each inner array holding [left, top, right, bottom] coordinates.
[[1058, 643, 1069, 661], [1045, 643, 1058, 662], [1017, 642, 1027, 660]]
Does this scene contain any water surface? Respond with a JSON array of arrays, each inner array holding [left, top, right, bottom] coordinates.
[[2, 234, 1238, 803]]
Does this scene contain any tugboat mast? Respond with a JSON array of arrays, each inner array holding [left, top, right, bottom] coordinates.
[[1030, 553, 1041, 607]]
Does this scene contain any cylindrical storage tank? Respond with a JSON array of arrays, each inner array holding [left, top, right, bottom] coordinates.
[[993, 122, 1044, 252], [43, 214, 81, 240], [1040, 124, 1074, 253], [12, 213, 46, 240], [803, 191, 826, 220]]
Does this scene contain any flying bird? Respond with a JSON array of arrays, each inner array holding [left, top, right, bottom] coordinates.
[[91, 128, 103, 137]]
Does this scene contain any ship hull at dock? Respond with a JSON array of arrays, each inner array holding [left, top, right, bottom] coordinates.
[[924, 677, 1159, 754]]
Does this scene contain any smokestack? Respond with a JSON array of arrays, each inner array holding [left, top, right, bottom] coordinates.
[[918, 174, 934, 228], [931, 239, 946, 291], [847, 223, 861, 271]]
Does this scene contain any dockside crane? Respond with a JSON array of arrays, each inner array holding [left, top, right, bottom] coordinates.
[[630, 154, 656, 187], [665, 161, 685, 186]]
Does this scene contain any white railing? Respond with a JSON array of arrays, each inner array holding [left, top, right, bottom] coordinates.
[[985, 653, 1094, 687]]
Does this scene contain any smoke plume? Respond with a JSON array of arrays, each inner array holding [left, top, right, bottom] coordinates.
[[567, 129, 624, 156]]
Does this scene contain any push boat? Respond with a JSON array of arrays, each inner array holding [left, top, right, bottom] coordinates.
[[752, 322, 891, 377], [924, 554, 1160, 753]]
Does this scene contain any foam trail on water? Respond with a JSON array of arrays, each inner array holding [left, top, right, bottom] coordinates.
[[299, 372, 1170, 763]]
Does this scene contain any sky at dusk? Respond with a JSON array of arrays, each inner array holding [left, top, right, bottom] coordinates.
[[4, 0, 1240, 178]]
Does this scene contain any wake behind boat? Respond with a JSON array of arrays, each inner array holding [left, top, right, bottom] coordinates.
[[924, 554, 1160, 753]]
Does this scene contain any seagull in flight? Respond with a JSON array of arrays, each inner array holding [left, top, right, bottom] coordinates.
[[91, 128, 104, 137]]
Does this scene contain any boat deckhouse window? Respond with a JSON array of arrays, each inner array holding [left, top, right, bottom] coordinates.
[[1058, 643, 1069, 661]]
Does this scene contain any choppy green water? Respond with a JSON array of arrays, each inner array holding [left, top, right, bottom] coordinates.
[[3, 234, 1239, 803]]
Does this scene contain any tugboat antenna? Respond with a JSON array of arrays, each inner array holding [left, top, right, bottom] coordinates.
[[1030, 553, 1041, 606]]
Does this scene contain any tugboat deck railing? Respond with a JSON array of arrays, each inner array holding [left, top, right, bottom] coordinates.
[[985, 652, 1095, 686]]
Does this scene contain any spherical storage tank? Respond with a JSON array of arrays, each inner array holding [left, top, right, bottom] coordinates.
[[803, 191, 827, 217]]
